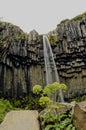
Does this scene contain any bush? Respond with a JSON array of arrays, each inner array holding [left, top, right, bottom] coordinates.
[[43, 84, 52, 95], [32, 85, 43, 95], [39, 96, 51, 108], [32, 82, 67, 109], [43, 82, 66, 96], [60, 83, 67, 92]]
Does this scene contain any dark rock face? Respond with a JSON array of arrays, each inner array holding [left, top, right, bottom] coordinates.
[[53, 16, 86, 99], [0, 14, 86, 98], [0, 22, 45, 97]]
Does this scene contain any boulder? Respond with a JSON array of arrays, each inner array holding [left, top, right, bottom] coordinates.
[[73, 101, 86, 130], [0, 110, 40, 130]]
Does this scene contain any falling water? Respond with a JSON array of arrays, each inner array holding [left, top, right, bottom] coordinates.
[[43, 35, 64, 102]]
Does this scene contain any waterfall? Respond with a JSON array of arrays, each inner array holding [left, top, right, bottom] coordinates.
[[43, 35, 64, 102]]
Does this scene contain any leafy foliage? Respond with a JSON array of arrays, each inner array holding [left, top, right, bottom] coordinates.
[[11, 95, 41, 110], [39, 109, 76, 130], [69, 95, 86, 102], [43, 82, 67, 96], [43, 82, 59, 95], [32, 82, 67, 109], [60, 83, 67, 92], [32, 85, 43, 95], [0, 99, 14, 123], [39, 96, 51, 108], [0, 82, 67, 124]]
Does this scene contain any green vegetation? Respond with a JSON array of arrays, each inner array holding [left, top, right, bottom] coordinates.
[[69, 95, 86, 102], [0, 96, 76, 130], [11, 95, 41, 110], [48, 35, 59, 46], [19, 33, 26, 40], [0, 96, 41, 123], [0, 82, 67, 123], [71, 12, 86, 21], [32, 85, 43, 94], [43, 82, 66, 97], [60, 12, 86, 24], [11, 82, 67, 110], [39, 96, 51, 108], [39, 108, 75, 130], [32, 82, 67, 108], [1, 82, 84, 129], [13, 33, 26, 42], [0, 99, 14, 123]]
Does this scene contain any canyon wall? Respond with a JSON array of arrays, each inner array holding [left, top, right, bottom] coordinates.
[[0, 13, 86, 99]]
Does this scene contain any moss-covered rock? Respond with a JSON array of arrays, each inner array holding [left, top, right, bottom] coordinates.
[[48, 35, 59, 46]]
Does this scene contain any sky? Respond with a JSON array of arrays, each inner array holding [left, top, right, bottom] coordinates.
[[0, 0, 86, 34]]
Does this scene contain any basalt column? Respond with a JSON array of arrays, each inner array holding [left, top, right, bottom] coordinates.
[[0, 23, 45, 97], [48, 15, 86, 99]]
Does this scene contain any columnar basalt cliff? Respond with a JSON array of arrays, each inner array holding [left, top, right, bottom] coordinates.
[[48, 14, 86, 99], [0, 13, 86, 99], [0, 22, 45, 97]]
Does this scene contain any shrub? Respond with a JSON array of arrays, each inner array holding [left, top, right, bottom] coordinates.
[[32, 85, 43, 95], [51, 82, 61, 92], [31, 82, 67, 110], [43, 84, 52, 95], [39, 96, 51, 108], [43, 82, 60, 96], [43, 82, 67, 96], [60, 83, 67, 92]]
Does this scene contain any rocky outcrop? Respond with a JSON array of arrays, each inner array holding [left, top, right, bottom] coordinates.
[[73, 101, 86, 130]]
